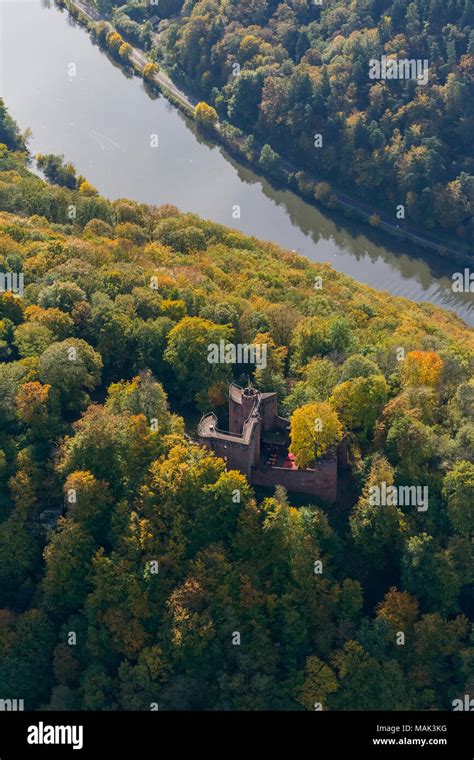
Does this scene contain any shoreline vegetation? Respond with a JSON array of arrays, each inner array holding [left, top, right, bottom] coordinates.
[[57, 0, 473, 263]]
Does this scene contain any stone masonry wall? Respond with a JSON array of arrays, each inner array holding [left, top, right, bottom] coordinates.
[[250, 457, 338, 503]]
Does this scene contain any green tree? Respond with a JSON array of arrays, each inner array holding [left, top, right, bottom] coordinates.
[[350, 455, 406, 587], [331, 641, 411, 710], [64, 471, 113, 541], [41, 518, 95, 618], [298, 656, 338, 710], [164, 316, 233, 405], [401, 533, 461, 615], [291, 317, 331, 366], [38, 338, 102, 410], [105, 370, 172, 433], [14, 322, 55, 358], [341, 354, 380, 381], [0, 97, 25, 149], [36, 154, 77, 189], [58, 405, 160, 499], [38, 281, 86, 312], [258, 144, 280, 173], [0, 609, 56, 708], [330, 375, 388, 439], [442, 461, 474, 538], [386, 415, 435, 481]]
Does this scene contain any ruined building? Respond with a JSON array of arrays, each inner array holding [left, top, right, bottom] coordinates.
[[198, 384, 347, 503]]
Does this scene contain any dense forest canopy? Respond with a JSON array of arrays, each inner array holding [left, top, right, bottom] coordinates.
[[0, 93, 472, 709], [90, 0, 474, 243]]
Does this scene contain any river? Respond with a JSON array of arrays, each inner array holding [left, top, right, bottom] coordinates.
[[1, 0, 473, 324]]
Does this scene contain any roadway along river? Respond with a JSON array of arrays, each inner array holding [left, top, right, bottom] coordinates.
[[1, 0, 473, 324]]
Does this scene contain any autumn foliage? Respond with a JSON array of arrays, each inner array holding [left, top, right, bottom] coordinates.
[[0, 130, 472, 711], [401, 351, 443, 387]]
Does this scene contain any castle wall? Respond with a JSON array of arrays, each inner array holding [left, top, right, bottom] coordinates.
[[259, 394, 277, 430], [274, 415, 290, 432], [198, 417, 261, 479], [337, 436, 349, 469], [229, 396, 243, 434], [229, 387, 259, 433], [250, 458, 338, 503], [259, 396, 289, 434], [199, 437, 251, 479], [241, 390, 258, 421]]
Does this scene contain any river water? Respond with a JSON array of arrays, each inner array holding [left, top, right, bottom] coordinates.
[[1, 0, 473, 324]]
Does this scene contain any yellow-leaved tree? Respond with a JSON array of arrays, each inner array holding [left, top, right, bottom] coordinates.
[[401, 350, 443, 387], [79, 180, 98, 197], [195, 102, 218, 130], [119, 42, 133, 63], [143, 62, 159, 81], [289, 401, 343, 469], [106, 31, 123, 57]]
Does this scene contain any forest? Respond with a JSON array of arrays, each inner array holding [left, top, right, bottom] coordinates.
[[0, 97, 472, 710], [88, 0, 474, 245]]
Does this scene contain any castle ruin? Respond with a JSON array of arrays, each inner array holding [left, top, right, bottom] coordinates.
[[197, 384, 347, 503]]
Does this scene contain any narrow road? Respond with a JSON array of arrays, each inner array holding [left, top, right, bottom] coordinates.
[[69, 0, 196, 112]]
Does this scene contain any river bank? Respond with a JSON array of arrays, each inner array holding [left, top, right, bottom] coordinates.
[[2, 0, 472, 323], [62, 0, 473, 265]]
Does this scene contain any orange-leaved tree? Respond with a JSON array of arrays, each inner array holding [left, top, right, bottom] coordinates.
[[401, 350, 443, 387]]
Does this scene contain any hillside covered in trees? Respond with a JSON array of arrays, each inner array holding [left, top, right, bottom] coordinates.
[[0, 105, 473, 710], [89, 0, 474, 244]]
